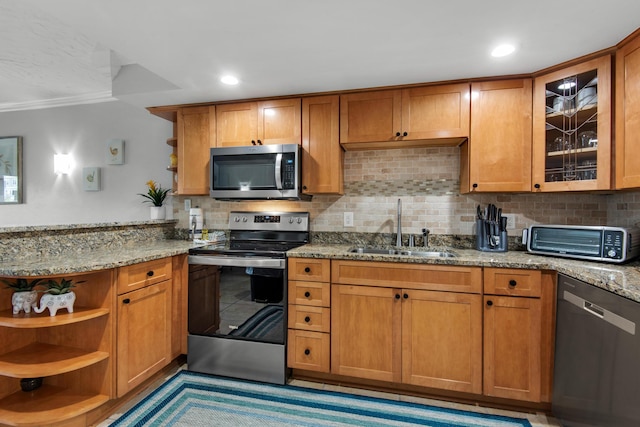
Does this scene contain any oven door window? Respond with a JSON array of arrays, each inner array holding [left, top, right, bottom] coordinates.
[[189, 265, 285, 345], [212, 153, 278, 190]]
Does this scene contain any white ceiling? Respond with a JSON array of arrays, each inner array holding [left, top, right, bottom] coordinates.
[[2, 0, 640, 113]]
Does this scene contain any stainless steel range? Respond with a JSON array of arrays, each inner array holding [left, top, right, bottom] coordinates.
[[187, 211, 309, 384]]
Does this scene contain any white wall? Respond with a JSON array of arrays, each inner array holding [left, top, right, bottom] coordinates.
[[0, 101, 173, 226]]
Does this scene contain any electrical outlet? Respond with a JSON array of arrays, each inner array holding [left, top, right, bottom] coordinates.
[[184, 199, 191, 211], [503, 213, 516, 230], [344, 212, 354, 227]]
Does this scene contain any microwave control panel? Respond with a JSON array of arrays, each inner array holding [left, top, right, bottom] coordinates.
[[282, 153, 296, 189]]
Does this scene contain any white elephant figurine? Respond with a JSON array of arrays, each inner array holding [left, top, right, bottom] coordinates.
[[12, 291, 38, 315], [33, 292, 76, 316]]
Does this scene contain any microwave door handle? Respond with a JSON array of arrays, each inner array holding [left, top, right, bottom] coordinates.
[[274, 153, 283, 189]]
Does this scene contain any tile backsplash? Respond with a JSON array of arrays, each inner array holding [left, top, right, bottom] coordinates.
[[172, 147, 640, 236]]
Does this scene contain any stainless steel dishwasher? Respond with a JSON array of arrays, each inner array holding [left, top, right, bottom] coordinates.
[[553, 274, 640, 426]]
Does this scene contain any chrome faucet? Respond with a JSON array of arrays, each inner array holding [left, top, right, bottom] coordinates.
[[396, 198, 402, 247]]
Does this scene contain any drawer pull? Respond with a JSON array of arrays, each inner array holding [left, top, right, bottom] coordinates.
[[403, 293, 409, 299], [123, 298, 130, 304], [147, 271, 154, 277], [304, 316, 311, 323], [304, 267, 311, 273], [509, 279, 517, 287], [486, 300, 493, 307], [304, 291, 311, 298], [395, 294, 401, 300], [304, 349, 311, 356]]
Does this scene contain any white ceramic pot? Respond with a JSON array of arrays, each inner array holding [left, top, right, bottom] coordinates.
[[33, 291, 76, 316], [150, 205, 166, 220], [11, 290, 38, 315]]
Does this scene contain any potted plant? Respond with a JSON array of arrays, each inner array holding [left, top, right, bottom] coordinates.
[[139, 180, 170, 220], [3, 278, 43, 315], [33, 278, 84, 317]]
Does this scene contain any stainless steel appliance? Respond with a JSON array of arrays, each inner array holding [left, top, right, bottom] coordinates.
[[524, 225, 640, 263], [210, 144, 310, 200], [553, 274, 640, 426], [187, 211, 309, 384]]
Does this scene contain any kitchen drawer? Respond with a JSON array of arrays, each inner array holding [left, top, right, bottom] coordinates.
[[288, 305, 330, 332], [288, 258, 330, 282], [287, 329, 330, 372], [484, 268, 542, 297], [117, 257, 173, 295], [288, 281, 330, 307], [331, 260, 482, 294]]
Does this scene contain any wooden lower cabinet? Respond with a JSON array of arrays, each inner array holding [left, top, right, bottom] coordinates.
[[402, 289, 482, 393], [116, 257, 174, 398], [483, 295, 542, 401], [331, 284, 482, 393], [116, 280, 172, 397]]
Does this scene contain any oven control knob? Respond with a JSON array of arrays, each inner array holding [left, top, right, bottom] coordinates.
[[297, 218, 302, 224], [242, 217, 248, 222], [234, 217, 240, 222], [608, 249, 617, 258], [289, 218, 294, 224]]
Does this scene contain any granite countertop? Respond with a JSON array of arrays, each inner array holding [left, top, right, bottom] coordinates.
[[0, 240, 196, 277], [288, 244, 640, 304]]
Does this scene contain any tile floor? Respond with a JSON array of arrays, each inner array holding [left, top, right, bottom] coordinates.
[[98, 363, 562, 426]]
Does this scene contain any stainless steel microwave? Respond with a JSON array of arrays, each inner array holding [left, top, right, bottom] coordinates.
[[524, 225, 640, 263], [210, 144, 310, 200]]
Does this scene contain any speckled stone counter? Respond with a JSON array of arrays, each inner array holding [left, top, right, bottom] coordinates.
[[0, 220, 196, 276], [288, 244, 640, 304]]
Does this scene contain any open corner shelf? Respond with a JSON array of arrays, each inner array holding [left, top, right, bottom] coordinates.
[[0, 307, 109, 329]]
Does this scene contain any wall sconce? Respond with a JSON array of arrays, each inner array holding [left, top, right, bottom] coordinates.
[[54, 154, 73, 175]]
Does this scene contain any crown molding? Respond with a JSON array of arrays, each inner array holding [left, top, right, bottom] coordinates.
[[0, 91, 116, 113]]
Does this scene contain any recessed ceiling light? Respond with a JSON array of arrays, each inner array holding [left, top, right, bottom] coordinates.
[[491, 44, 515, 58], [220, 75, 239, 85]]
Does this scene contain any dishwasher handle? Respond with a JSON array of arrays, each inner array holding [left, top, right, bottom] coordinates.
[[563, 290, 636, 335]]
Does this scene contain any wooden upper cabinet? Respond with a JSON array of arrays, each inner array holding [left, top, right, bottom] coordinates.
[[302, 95, 343, 195], [216, 98, 301, 147], [177, 106, 216, 195], [462, 79, 532, 193], [340, 84, 469, 149], [340, 90, 402, 145], [616, 31, 640, 189], [532, 55, 612, 192]]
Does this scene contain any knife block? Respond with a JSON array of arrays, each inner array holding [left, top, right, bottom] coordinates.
[[475, 219, 508, 252]]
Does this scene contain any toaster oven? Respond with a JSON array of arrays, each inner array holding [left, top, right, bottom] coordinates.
[[524, 225, 640, 263]]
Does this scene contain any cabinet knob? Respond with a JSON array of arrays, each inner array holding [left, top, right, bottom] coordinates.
[[509, 279, 517, 287], [251, 140, 256, 145], [403, 293, 409, 299], [257, 140, 262, 145], [403, 131, 408, 137], [486, 300, 493, 306], [304, 349, 311, 355], [304, 291, 311, 298], [304, 316, 311, 323], [396, 132, 401, 137], [304, 267, 311, 273], [123, 298, 130, 304], [147, 271, 154, 277], [534, 183, 541, 189], [395, 294, 401, 300], [472, 183, 478, 189], [302, 185, 308, 190]]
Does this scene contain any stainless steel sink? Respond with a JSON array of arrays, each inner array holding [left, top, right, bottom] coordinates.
[[398, 250, 457, 258], [349, 247, 399, 255], [348, 247, 457, 258]]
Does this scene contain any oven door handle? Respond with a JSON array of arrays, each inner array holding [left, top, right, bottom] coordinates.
[[188, 255, 285, 269]]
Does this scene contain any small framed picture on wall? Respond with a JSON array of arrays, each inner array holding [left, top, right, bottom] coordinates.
[[106, 139, 124, 164], [83, 167, 101, 191]]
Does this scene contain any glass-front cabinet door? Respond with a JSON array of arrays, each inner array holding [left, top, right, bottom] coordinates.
[[532, 56, 612, 191]]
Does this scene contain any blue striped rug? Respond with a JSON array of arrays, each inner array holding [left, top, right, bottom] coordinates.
[[109, 371, 532, 426]]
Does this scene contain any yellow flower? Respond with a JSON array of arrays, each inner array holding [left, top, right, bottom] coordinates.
[[139, 180, 170, 207]]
